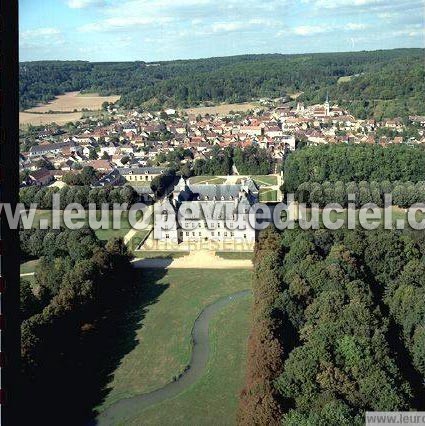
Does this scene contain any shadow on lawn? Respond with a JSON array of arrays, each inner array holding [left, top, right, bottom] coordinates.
[[22, 268, 169, 426]]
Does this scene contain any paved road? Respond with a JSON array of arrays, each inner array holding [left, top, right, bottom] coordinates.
[[94, 289, 251, 425]]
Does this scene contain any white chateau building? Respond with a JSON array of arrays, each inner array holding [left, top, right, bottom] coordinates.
[[154, 177, 259, 243]]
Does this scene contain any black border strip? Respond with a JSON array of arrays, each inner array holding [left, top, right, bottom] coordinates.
[[0, 1, 20, 424]]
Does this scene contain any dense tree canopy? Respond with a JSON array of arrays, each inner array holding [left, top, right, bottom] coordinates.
[[239, 227, 425, 423]]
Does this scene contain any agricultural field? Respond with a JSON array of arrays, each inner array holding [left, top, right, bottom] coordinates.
[[20, 91, 120, 127], [98, 268, 252, 423], [19, 111, 83, 127], [184, 102, 258, 116], [25, 91, 120, 113]]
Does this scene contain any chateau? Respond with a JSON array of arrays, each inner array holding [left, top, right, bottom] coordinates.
[[154, 177, 259, 244]]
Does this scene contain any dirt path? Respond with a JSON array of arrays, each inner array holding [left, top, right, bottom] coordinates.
[[95, 289, 251, 425]]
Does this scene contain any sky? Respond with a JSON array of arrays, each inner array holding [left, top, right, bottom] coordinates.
[[20, 0, 424, 62]]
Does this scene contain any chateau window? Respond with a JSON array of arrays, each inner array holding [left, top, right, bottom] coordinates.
[[231, 232, 234, 236], [186, 232, 189, 236], [224, 232, 228, 237], [199, 232, 201, 236], [166, 234, 169, 239], [211, 232, 215, 236], [192, 232, 195, 236], [218, 232, 220, 236], [244, 234, 247, 239]]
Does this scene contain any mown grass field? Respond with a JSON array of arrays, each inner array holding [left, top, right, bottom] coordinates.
[[188, 176, 227, 185], [125, 296, 251, 426], [252, 175, 277, 187], [98, 268, 252, 412], [297, 206, 425, 227]]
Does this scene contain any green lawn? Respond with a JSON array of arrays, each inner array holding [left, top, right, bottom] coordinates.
[[296, 206, 425, 227], [20, 259, 39, 275], [189, 176, 227, 185], [125, 296, 251, 426], [252, 175, 277, 187], [216, 251, 253, 260], [259, 188, 278, 202], [98, 268, 252, 412], [29, 209, 143, 241]]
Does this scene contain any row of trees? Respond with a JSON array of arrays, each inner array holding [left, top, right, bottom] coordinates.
[[19, 184, 138, 209], [283, 144, 425, 193], [238, 227, 285, 424], [240, 227, 425, 423], [294, 180, 425, 208]]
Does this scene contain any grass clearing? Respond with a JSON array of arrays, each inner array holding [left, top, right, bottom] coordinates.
[[99, 268, 252, 411], [20, 259, 40, 275], [125, 296, 251, 426], [338, 75, 353, 84], [188, 176, 227, 185]]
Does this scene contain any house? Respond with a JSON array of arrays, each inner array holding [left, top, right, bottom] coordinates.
[[87, 160, 114, 172], [29, 141, 81, 157], [117, 166, 166, 183], [95, 169, 122, 187], [28, 168, 54, 186]]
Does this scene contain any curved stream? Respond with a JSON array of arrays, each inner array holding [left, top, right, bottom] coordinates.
[[95, 289, 251, 425]]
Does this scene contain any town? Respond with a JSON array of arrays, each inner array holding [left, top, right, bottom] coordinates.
[[20, 96, 425, 187]]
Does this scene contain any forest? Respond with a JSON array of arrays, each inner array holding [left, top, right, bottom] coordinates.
[[238, 226, 425, 424], [20, 228, 136, 424], [20, 49, 425, 119]]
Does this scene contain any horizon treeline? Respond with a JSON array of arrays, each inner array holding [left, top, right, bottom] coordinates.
[[20, 48, 425, 119]]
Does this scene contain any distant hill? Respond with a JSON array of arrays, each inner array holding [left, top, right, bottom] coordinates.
[[19, 49, 425, 119]]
